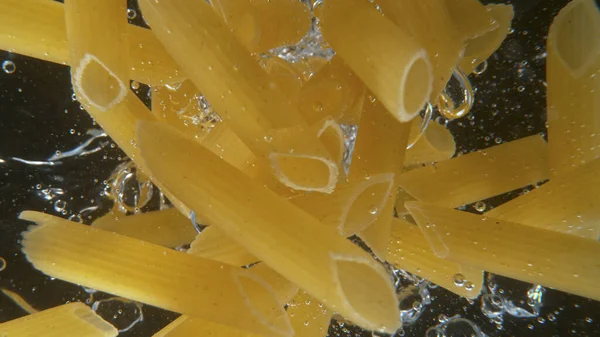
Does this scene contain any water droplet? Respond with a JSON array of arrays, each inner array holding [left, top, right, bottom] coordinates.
[[368, 205, 379, 215], [517, 85, 526, 92], [465, 281, 475, 291], [2, 60, 16, 74], [585, 317, 593, 323], [69, 129, 76, 135], [474, 201, 486, 212], [130, 80, 140, 90], [0, 257, 6, 271], [54, 199, 67, 212], [548, 313, 556, 322], [495, 137, 503, 144], [473, 60, 488, 75], [263, 135, 273, 143], [304, 321, 309, 326], [127, 8, 137, 19], [453, 273, 466, 287], [537, 317, 546, 324]]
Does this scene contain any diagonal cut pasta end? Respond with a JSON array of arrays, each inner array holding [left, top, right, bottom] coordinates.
[[404, 201, 450, 258], [270, 153, 339, 194], [396, 51, 433, 122], [72, 53, 127, 112], [72, 304, 120, 336]]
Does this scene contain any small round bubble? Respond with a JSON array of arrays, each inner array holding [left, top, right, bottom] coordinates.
[[2, 60, 16, 74]]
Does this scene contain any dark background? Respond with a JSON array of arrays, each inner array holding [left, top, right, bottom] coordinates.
[[1, 0, 599, 336]]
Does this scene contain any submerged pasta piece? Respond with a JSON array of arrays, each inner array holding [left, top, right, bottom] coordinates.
[[211, 0, 310, 53], [398, 135, 549, 208], [486, 157, 600, 239], [0, 0, 183, 85], [1, 288, 39, 314], [404, 118, 456, 168], [188, 225, 259, 266], [137, 121, 401, 333], [443, 0, 497, 40], [153, 315, 256, 337], [546, 0, 600, 176], [319, 0, 433, 122], [407, 202, 600, 302], [20, 211, 291, 337], [388, 218, 483, 299], [287, 291, 332, 337], [0, 302, 117, 337], [92, 208, 197, 248], [459, 4, 515, 74]]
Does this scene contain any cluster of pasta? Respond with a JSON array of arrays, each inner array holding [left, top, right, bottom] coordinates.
[[1, 0, 599, 336]]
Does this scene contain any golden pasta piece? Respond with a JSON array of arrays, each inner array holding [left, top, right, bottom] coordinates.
[[546, 0, 600, 176], [443, 0, 497, 40], [319, 0, 433, 122], [188, 225, 259, 267], [358, 196, 395, 259], [394, 188, 416, 216], [246, 264, 299, 306], [486, 158, 600, 239], [91, 208, 197, 248], [407, 202, 600, 302], [398, 135, 549, 208], [19, 211, 291, 337], [137, 121, 401, 333], [312, 118, 346, 169], [0, 302, 117, 337], [404, 118, 456, 168], [387, 218, 483, 299], [262, 56, 304, 108], [459, 4, 515, 74], [377, 0, 464, 100], [298, 57, 366, 125], [1, 288, 39, 314], [287, 292, 332, 337], [211, 0, 311, 53], [0, 0, 183, 85], [153, 315, 257, 337]]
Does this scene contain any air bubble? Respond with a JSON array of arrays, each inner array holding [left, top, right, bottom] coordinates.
[[0, 257, 6, 271], [368, 206, 379, 215], [54, 199, 67, 212], [473, 60, 488, 75], [131, 81, 140, 90], [2, 60, 16, 74], [453, 273, 466, 287], [474, 201, 486, 212], [465, 281, 475, 291], [127, 8, 137, 19]]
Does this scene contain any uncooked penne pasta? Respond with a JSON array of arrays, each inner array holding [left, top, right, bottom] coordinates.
[[319, 0, 433, 122], [459, 4, 515, 74], [394, 188, 416, 216], [358, 197, 395, 260], [387, 218, 483, 299], [287, 291, 332, 337], [407, 202, 600, 302], [0, 302, 117, 337], [153, 315, 254, 337], [211, 0, 311, 53], [404, 118, 456, 168], [546, 0, 600, 176], [0, 0, 183, 85], [443, 0, 497, 40], [137, 121, 401, 333], [486, 158, 600, 240], [19, 211, 291, 337], [91, 208, 197, 248], [188, 225, 259, 267], [246, 263, 299, 306], [1, 288, 39, 314], [398, 135, 549, 208], [377, 0, 464, 100]]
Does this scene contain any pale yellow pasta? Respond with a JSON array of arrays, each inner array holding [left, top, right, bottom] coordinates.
[[486, 158, 600, 239], [377, 0, 464, 100], [459, 4, 515, 74], [319, 0, 433, 122], [358, 196, 395, 260], [262, 56, 304, 109], [188, 225, 259, 267], [387, 218, 483, 299], [398, 135, 549, 208], [394, 188, 416, 216], [546, 0, 600, 176], [443, 0, 497, 40], [0, 302, 117, 337], [91, 208, 197, 248], [404, 118, 456, 168], [407, 202, 600, 302], [1, 288, 39, 314], [246, 264, 299, 306], [211, 0, 311, 53], [287, 292, 332, 337], [19, 211, 291, 337], [137, 121, 401, 333], [153, 315, 255, 337], [0, 0, 183, 85]]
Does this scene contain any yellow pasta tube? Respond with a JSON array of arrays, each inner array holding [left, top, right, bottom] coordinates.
[[246, 264, 299, 306], [211, 0, 311, 53], [358, 197, 395, 259], [404, 118, 456, 168], [19, 211, 292, 337], [0, 0, 183, 85], [546, 0, 600, 177], [153, 315, 255, 337], [406, 202, 600, 302], [319, 0, 433, 122], [137, 121, 401, 333], [1, 288, 38, 314], [388, 218, 483, 299], [287, 292, 332, 337], [443, 0, 497, 40], [298, 57, 366, 125], [377, 0, 464, 100], [91, 208, 197, 247], [398, 135, 549, 208], [139, 0, 339, 192], [0, 302, 117, 337], [459, 4, 515, 74], [188, 225, 259, 267], [486, 158, 600, 239]]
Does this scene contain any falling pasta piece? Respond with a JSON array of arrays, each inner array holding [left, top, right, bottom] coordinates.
[[211, 0, 311, 53], [91, 208, 197, 248], [387, 218, 483, 299], [377, 0, 464, 100], [406, 202, 600, 302], [287, 291, 332, 337], [137, 121, 401, 333], [459, 4, 515, 74], [188, 225, 259, 266], [19, 211, 291, 337], [546, 0, 600, 176], [398, 135, 549, 208], [486, 157, 600, 239], [1, 288, 39, 314], [404, 118, 456, 168], [443, 0, 498, 40], [319, 0, 433, 122], [0, 302, 117, 337]]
